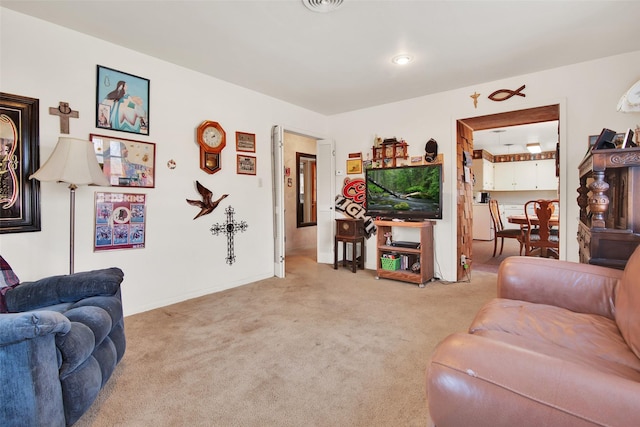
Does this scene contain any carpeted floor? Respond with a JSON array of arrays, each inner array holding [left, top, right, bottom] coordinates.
[[75, 250, 499, 427], [471, 237, 522, 274]]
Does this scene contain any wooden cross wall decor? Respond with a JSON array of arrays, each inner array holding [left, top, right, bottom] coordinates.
[[49, 101, 79, 134], [210, 206, 248, 265]]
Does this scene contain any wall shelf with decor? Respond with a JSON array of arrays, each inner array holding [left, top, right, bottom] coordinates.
[[372, 140, 408, 168], [374, 220, 434, 287]]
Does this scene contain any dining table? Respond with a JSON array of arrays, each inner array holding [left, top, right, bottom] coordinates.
[[507, 214, 559, 227], [507, 214, 560, 258]]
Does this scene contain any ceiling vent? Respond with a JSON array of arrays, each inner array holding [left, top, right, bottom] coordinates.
[[302, 0, 344, 13]]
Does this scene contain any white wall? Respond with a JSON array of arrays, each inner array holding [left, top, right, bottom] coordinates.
[[2, 8, 639, 310], [328, 51, 640, 279], [0, 9, 327, 315]]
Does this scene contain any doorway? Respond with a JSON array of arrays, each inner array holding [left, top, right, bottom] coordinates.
[[456, 104, 561, 280], [285, 133, 317, 256], [272, 126, 335, 278]]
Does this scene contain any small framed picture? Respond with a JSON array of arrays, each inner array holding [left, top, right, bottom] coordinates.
[[96, 65, 150, 135], [347, 158, 362, 174], [236, 131, 256, 152], [613, 133, 625, 148], [237, 154, 257, 175]]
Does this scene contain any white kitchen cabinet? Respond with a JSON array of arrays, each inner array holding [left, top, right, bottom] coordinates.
[[472, 158, 494, 191], [493, 162, 531, 191], [535, 159, 558, 190], [473, 203, 494, 240], [500, 204, 524, 230], [493, 159, 556, 191]]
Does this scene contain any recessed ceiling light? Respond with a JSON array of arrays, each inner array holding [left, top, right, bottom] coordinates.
[[392, 54, 413, 65], [527, 143, 542, 154], [302, 0, 344, 13]]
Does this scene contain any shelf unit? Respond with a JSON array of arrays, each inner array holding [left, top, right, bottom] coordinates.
[[372, 141, 408, 167], [577, 147, 640, 269], [374, 220, 434, 287]]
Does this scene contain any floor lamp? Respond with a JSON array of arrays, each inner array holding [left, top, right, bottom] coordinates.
[[30, 137, 110, 274]]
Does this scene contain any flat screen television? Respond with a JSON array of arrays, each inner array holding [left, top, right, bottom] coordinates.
[[365, 164, 442, 220]]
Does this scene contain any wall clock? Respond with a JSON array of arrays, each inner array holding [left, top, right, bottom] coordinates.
[[197, 120, 226, 174]]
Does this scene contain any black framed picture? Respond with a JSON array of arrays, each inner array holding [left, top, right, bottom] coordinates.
[[96, 65, 150, 135], [0, 93, 41, 234]]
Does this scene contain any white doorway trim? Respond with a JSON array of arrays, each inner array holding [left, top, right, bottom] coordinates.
[[272, 125, 335, 277]]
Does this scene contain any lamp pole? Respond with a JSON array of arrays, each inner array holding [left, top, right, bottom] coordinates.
[[69, 183, 77, 275]]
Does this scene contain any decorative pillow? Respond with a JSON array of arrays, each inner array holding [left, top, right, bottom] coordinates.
[[0, 255, 20, 313]]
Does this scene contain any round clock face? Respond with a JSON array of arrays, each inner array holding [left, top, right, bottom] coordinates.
[[203, 126, 223, 148], [197, 121, 226, 153]]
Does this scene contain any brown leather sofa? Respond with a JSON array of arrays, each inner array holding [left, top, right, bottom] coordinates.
[[426, 246, 640, 427]]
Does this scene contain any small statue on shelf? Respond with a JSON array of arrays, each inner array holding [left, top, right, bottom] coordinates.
[[384, 232, 392, 246]]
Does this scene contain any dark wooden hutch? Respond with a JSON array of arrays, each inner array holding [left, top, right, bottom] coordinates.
[[577, 147, 640, 269]]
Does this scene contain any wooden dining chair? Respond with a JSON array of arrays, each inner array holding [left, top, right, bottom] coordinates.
[[488, 199, 523, 257], [522, 199, 559, 258]]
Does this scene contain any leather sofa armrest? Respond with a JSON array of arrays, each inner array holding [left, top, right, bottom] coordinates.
[[497, 256, 621, 319], [0, 311, 70, 346], [5, 267, 124, 313], [427, 333, 640, 427]]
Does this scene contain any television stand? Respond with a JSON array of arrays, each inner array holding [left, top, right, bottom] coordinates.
[[374, 220, 435, 287]]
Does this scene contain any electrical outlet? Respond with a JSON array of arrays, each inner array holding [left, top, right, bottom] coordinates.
[[460, 254, 466, 266]]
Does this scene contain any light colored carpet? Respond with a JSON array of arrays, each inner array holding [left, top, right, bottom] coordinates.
[[75, 252, 498, 427], [472, 238, 522, 274]]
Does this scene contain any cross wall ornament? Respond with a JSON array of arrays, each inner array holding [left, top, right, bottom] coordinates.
[[49, 101, 79, 134], [210, 206, 248, 265]]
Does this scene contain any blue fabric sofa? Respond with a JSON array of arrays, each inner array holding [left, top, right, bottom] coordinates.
[[0, 267, 125, 426]]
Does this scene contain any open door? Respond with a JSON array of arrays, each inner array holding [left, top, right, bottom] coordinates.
[[316, 139, 336, 264], [272, 125, 285, 277]]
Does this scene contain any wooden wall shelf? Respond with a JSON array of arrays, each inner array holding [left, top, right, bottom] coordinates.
[[372, 141, 408, 168]]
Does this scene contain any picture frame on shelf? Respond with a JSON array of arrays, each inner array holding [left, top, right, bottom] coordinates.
[[235, 132, 256, 153], [90, 133, 156, 188], [237, 154, 257, 175], [96, 65, 150, 135], [0, 93, 41, 234], [620, 128, 636, 148]]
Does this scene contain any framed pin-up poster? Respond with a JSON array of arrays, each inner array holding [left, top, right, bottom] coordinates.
[[96, 65, 150, 135], [0, 93, 40, 234]]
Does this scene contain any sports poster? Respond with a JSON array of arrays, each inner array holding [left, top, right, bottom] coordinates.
[[94, 192, 146, 251]]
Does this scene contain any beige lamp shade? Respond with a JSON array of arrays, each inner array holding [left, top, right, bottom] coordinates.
[[30, 137, 110, 186]]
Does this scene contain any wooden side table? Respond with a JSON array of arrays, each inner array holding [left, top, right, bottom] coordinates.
[[334, 218, 365, 273]]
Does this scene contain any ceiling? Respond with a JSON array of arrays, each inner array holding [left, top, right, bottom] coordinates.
[[2, 1, 640, 116], [473, 121, 558, 156]]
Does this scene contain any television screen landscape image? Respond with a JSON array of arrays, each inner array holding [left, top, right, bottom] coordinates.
[[365, 164, 442, 220]]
